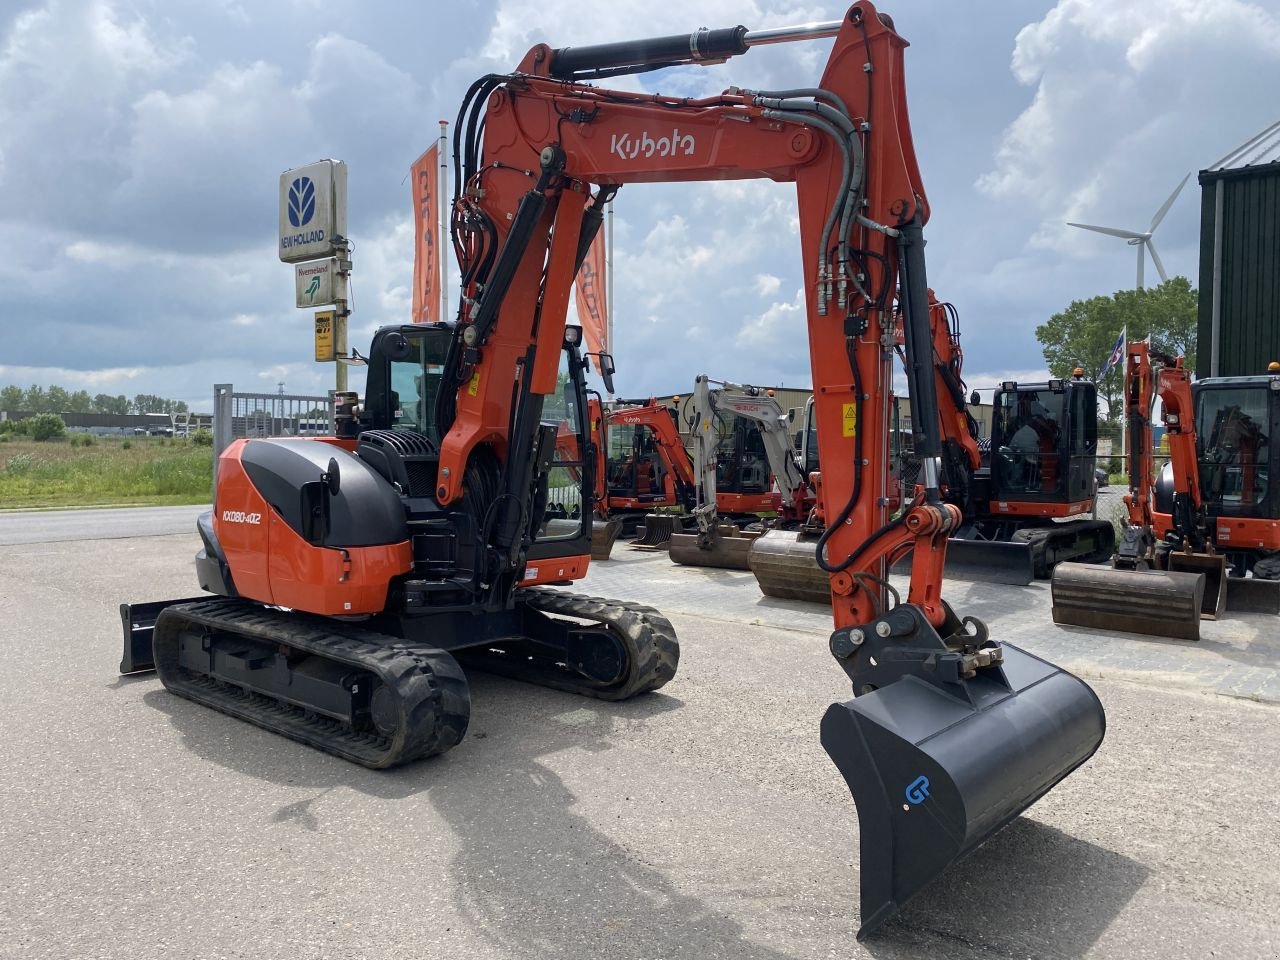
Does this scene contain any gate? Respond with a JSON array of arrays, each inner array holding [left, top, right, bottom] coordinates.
[[212, 384, 335, 480]]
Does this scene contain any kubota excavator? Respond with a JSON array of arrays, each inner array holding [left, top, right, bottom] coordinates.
[[1052, 342, 1280, 639], [119, 5, 1104, 938], [668, 374, 812, 568], [751, 291, 1114, 601]]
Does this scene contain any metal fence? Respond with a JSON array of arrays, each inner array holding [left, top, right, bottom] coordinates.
[[212, 384, 334, 480]]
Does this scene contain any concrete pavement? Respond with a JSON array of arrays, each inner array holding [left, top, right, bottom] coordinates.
[[0, 525, 1277, 959]]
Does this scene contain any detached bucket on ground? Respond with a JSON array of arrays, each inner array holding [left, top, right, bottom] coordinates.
[[1051, 562, 1205, 641], [590, 519, 622, 560], [747, 529, 832, 604], [1165, 552, 1228, 618], [669, 524, 761, 570]]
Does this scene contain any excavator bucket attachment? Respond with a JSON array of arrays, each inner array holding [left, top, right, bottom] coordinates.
[[590, 518, 622, 560], [669, 524, 762, 569], [1226, 576, 1280, 614], [1166, 552, 1228, 618], [822, 632, 1105, 939], [747, 529, 833, 604], [1051, 562, 1204, 640], [632, 514, 687, 549], [890, 539, 1035, 586]]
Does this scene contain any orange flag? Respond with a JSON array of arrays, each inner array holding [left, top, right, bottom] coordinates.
[[573, 228, 608, 356], [411, 145, 440, 324]]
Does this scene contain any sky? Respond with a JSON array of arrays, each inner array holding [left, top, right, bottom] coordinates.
[[1, 0, 1278, 412]]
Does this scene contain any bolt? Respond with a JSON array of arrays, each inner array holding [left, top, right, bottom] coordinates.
[[849, 629, 864, 646], [875, 621, 892, 638], [441, 467, 451, 478]]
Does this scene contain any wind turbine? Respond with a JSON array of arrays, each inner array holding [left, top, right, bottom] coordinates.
[[1067, 173, 1189, 289]]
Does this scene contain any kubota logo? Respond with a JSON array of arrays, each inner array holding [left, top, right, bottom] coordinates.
[[610, 128, 696, 161], [904, 776, 931, 806]]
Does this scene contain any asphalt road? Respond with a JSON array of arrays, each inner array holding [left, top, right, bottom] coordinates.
[[1, 518, 1278, 959], [0, 504, 208, 545]]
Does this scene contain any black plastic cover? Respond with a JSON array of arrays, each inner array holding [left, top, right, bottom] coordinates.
[[240, 439, 406, 548]]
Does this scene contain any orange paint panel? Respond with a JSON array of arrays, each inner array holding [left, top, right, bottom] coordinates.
[[1212, 518, 1280, 551], [991, 500, 1088, 518], [267, 512, 412, 615], [215, 441, 274, 604], [519, 555, 590, 586]]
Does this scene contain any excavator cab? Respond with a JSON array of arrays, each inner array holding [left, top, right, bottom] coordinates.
[[990, 379, 1097, 506], [1155, 375, 1280, 573]]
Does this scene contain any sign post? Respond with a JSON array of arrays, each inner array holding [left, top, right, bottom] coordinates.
[[279, 160, 354, 393]]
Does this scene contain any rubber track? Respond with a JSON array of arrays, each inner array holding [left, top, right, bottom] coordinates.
[[459, 588, 680, 701], [1013, 519, 1117, 578], [152, 598, 470, 769]]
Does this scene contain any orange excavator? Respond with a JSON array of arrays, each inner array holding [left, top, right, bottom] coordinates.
[[751, 291, 1113, 601], [120, 5, 1104, 938], [1053, 342, 1280, 638], [589, 393, 780, 547]]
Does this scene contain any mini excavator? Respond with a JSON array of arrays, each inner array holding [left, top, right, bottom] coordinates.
[[120, 5, 1105, 939], [669, 374, 812, 569], [1053, 342, 1280, 638]]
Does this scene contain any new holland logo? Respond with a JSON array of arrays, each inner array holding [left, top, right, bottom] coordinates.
[[609, 128, 696, 160], [288, 176, 316, 228]]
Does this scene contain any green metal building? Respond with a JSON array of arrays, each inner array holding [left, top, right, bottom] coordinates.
[[1197, 121, 1280, 377]]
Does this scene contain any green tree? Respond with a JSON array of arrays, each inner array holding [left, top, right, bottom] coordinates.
[[0, 385, 23, 411], [46, 385, 70, 413], [93, 393, 129, 415], [24, 385, 47, 413], [1035, 276, 1198, 421], [67, 390, 92, 413]]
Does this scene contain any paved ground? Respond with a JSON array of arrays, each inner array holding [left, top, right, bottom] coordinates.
[[1, 510, 1278, 959], [0, 504, 208, 545]]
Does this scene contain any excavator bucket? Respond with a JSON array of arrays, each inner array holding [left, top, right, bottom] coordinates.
[[822, 641, 1105, 939], [590, 518, 622, 560], [890, 539, 1035, 586], [669, 524, 762, 570], [631, 514, 688, 549], [747, 529, 833, 604], [1165, 552, 1229, 618], [1225, 576, 1280, 614], [1051, 562, 1205, 640]]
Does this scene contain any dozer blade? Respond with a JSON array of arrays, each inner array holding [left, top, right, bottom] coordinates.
[[669, 525, 761, 570], [747, 529, 832, 604], [891, 538, 1035, 586], [822, 640, 1105, 939], [1166, 552, 1228, 618], [119, 596, 210, 674], [590, 518, 623, 560], [1051, 562, 1204, 641]]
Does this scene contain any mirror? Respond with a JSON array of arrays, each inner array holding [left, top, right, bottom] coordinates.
[[384, 332, 412, 362], [970, 390, 980, 407], [597, 352, 616, 395], [324, 456, 341, 496]]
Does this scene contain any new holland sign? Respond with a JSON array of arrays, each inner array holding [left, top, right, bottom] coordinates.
[[278, 160, 347, 264]]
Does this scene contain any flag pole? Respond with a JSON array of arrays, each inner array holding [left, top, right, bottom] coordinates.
[[1120, 324, 1127, 483], [438, 120, 449, 323], [606, 199, 615, 401]]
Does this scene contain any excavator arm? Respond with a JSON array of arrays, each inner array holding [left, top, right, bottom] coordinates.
[[438, 4, 1104, 936]]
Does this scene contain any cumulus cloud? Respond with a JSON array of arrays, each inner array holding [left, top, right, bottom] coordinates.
[[3, 0, 1276, 414]]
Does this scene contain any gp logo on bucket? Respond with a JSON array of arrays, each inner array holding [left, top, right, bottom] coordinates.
[[288, 176, 316, 228], [904, 776, 931, 806]]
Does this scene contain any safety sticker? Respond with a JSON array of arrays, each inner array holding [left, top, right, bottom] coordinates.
[[468, 371, 482, 397], [842, 402, 857, 437]]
